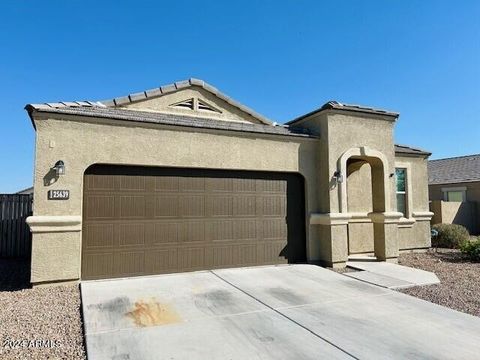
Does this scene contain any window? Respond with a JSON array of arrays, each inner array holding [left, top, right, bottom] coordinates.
[[442, 187, 466, 202], [395, 168, 407, 217]]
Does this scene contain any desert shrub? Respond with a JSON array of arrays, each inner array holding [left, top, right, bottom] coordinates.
[[460, 237, 480, 261], [431, 223, 470, 248]]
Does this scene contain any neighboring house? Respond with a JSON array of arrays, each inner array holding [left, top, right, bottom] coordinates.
[[429, 154, 480, 234], [16, 186, 34, 195], [24, 78, 433, 285]]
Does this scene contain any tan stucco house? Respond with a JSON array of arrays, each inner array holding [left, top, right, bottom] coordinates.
[[429, 154, 480, 234], [25, 78, 433, 285]]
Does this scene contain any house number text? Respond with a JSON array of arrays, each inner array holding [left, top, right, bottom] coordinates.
[[48, 190, 70, 200]]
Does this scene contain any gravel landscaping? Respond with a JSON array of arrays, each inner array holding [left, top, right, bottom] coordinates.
[[0, 259, 86, 360], [398, 249, 480, 317]]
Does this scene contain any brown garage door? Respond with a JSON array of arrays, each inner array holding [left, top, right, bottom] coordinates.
[[82, 165, 305, 280]]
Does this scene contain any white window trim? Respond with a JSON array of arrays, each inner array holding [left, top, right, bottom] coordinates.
[[395, 162, 414, 226], [441, 186, 467, 202]]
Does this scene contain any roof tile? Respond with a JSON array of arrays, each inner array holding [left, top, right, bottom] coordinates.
[[29, 106, 315, 139], [128, 92, 147, 102], [428, 154, 480, 185], [160, 84, 177, 94], [174, 80, 191, 89]]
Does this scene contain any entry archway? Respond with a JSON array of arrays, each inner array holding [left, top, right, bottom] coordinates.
[[336, 147, 399, 260]]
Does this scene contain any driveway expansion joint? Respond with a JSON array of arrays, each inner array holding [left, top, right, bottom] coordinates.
[[209, 270, 359, 360]]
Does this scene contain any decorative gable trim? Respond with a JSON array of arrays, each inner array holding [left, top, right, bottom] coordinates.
[[169, 97, 222, 114], [198, 99, 221, 113], [102, 78, 272, 125], [170, 98, 194, 110]]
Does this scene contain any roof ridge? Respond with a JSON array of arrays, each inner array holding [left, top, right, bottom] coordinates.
[[429, 153, 480, 162]]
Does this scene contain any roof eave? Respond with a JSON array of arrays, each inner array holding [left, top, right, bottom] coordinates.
[[28, 107, 316, 140], [24, 104, 37, 130], [286, 101, 399, 125]]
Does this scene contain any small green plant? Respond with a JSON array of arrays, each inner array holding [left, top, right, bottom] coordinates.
[[431, 224, 470, 249], [460, 237, 480, 261]]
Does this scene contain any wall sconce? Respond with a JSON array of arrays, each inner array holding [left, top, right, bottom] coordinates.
[[52, 160, 66, 176], [333, 170, 344, 184]]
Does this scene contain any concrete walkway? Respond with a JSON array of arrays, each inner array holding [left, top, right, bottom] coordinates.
[[81, 264, 479, 360], [345, 261, 440, 289]]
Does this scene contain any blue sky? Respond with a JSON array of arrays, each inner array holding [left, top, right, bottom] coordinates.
[[0, 1, 479, 193]]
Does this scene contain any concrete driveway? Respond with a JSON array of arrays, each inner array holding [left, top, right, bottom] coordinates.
[[81, 265, 480, 360]]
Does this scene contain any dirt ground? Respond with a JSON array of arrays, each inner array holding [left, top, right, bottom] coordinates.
[[0, 259, 86, 360], [398, 249, 480, 317]]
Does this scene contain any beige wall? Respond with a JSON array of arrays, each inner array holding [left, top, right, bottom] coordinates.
[[429, 181, 480, 234], [28, 107, 433, 283], [395, 155, 432, 250], [326, 112, 397, 213], [430, 200, 479, 235], [30, 114, 320, 283]]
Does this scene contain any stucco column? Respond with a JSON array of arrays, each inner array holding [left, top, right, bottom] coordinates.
[[369, 212, 403, 261], [310, 213, 351, 267], [27, 216, 82, 285]]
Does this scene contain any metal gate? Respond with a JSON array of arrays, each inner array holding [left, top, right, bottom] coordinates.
[[0, 194, 33, 258]]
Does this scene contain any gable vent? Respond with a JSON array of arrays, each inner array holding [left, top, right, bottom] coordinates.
[[198, 99, 221, 113], [170, 98, 194, 110]]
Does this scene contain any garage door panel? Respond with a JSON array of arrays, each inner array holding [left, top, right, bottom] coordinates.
[[233, 196, 257, 216], [180, 247, 208, 270], [83, 253, 114, 279], [145, 249, 178, 273], [155, 176, 180, 192], [85, 175, 115, 191], [208, 220, 234, 241], [262, 219, 288, 240], [118, 223, 145, 247], [232, 178, 256, 192], [82, 167, 306, 280], [262, 196, 286, 217], [85, 195, 116, 220], [153, 222, 178, 244], [263, 241, 288, 264], [236, 244, 258, 265], [233, 220, 257, 241], [119, 175, 147, 191], [179, 177, 205, 192], [178, 221, 205, 243], [257, 178, 287, 193], [179, 195, 205, 217], [206, 177, 233, 192], [206, 196, 233, 217], [155, 195, 179, 217], [115, 251, 145, 276], [84, 224, 115, 249], [212, 246, 234, 267], [119, 196, 146, 218]]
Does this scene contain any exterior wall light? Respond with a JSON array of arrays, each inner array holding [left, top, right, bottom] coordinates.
[[52, 160, 66, 176], [333, 170, 344, 184]]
